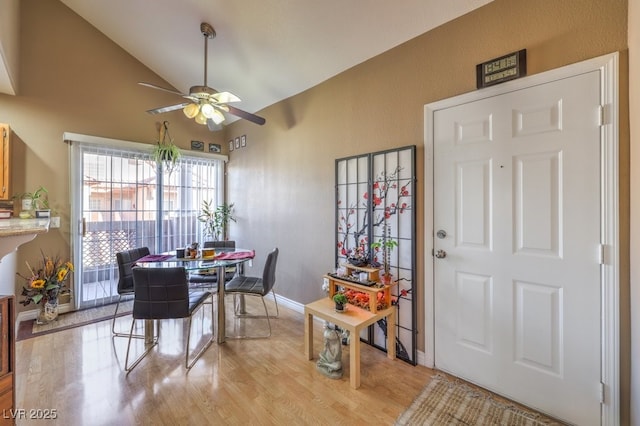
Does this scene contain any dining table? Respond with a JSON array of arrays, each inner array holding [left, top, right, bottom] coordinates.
[[135, 248, 255, 343]]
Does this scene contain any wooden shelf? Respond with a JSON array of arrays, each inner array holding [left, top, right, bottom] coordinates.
[[325, 263, 395, 313]]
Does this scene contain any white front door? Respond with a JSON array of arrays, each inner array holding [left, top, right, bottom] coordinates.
[[433, 71, 602, 425]]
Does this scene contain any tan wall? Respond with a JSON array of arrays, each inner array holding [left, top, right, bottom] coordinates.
[[0, 0, 224, 315], [227, 0, 628, 306], [223, 0, 630, 420], [0, 0, 633, 421]]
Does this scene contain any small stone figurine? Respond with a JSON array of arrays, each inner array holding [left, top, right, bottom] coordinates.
[[316, 324, 343, 379]]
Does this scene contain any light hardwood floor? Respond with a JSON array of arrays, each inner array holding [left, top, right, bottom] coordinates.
[[15, 296, 434, 425]]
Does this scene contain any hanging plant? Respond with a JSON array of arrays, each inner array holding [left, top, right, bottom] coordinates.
[[151, 121, 181, 174]]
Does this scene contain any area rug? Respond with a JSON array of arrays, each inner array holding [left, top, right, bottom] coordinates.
[[17, 300, 133, 341], [396, 374, 565, 426]]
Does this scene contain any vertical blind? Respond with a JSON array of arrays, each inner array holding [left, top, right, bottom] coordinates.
[[70, 138, 224, 308]]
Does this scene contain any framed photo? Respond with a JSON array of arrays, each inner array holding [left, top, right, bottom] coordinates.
[[229, 140, 234, 151], [235, 137, 240, 149], [191, 140, 204, 151], [241, 135, 247, 147], [209, 143, 221, 153]]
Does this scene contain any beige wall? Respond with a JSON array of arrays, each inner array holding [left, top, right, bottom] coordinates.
[[0, 0, 634, 422], [0, 0, 223, 315], [223, 0, 630, 421]]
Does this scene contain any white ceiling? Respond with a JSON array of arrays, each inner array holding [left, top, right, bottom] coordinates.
[[54, 1, 492, 121]]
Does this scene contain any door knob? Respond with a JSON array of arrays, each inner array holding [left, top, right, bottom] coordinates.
[[434, 249, 447, 259], [436, 230, 447, 239]]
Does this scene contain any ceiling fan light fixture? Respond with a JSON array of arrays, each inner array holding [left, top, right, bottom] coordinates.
[[200, 103, 215, 119], [211, 109, 225, 125], [183, 103, 199, 119], [195, 111, 208, 125]]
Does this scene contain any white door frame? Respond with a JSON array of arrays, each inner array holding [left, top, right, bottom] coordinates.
[[423, 52, 619, 425]]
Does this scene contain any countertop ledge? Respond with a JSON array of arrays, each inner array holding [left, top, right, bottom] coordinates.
[[0, 218, 50, 237]]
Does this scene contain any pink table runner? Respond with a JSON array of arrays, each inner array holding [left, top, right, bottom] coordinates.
[[136, 254, 173, 263], [213, 250, 255, 260]]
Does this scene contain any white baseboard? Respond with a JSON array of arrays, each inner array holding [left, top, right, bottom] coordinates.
[[282, 294, 429, 368], [15, 302, 74, 333], [16, 295, 429, 368]]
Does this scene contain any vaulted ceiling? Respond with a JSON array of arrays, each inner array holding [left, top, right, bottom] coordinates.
[[2, 0, 492, 118]]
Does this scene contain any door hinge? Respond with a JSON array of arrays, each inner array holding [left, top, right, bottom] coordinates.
[[599, 381, 605, 404], [599, 244, 606, 265], [598, 104, 609, 126]]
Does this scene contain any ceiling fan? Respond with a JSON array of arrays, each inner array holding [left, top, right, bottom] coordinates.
[[139, 22, 266, 131]]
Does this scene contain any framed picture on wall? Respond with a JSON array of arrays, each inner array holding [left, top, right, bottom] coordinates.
[[241, 135, 247, 147], [190, 140, 204, 151], [235, 137, 240, 149], [229, 140, 234, 151], [209, 143, 221, 153]]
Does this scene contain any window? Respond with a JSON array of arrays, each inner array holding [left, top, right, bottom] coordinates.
[[69, 136, 225, 309]]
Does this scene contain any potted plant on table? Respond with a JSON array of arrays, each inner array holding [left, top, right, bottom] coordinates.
[[198, 200, 236, 241], [370, 223, 398, 285], [333, 293, 348, 312], [17, 252, 74, 325]]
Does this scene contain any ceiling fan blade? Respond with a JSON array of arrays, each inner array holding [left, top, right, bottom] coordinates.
[[138, 82, 186, 97], [226, 105, 266, 125], [146, 102, 190, 115], [207, 118, 223, 132], [210, 91, 241, 103]]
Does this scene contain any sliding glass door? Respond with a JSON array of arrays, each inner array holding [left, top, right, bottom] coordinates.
[[69, 138, 224, 310]]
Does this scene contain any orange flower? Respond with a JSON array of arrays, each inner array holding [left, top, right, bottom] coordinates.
[[57, 268, 68, 282]]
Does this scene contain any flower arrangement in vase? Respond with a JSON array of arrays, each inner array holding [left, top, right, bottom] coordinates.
[[17, 252, 74, 324]]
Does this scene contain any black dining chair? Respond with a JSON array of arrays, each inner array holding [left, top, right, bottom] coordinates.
[[224, 247, 279, 339], [188, 240, 237, 289], [113, 247, 150, 337], [124, 266, 214, 372]]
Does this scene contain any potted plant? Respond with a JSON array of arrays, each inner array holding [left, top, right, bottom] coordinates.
[[152, 121, 181, 174], [14, 186, 49, 218], [370, 223, 398, 285], [333, 293, 348, 312], [198, 200, 236, 241]]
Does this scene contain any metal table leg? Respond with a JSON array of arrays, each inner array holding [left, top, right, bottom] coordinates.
[[217, 264, 226, 343]]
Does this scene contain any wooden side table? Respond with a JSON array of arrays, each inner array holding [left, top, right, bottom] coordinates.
[[304, 297, 395, 389]]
